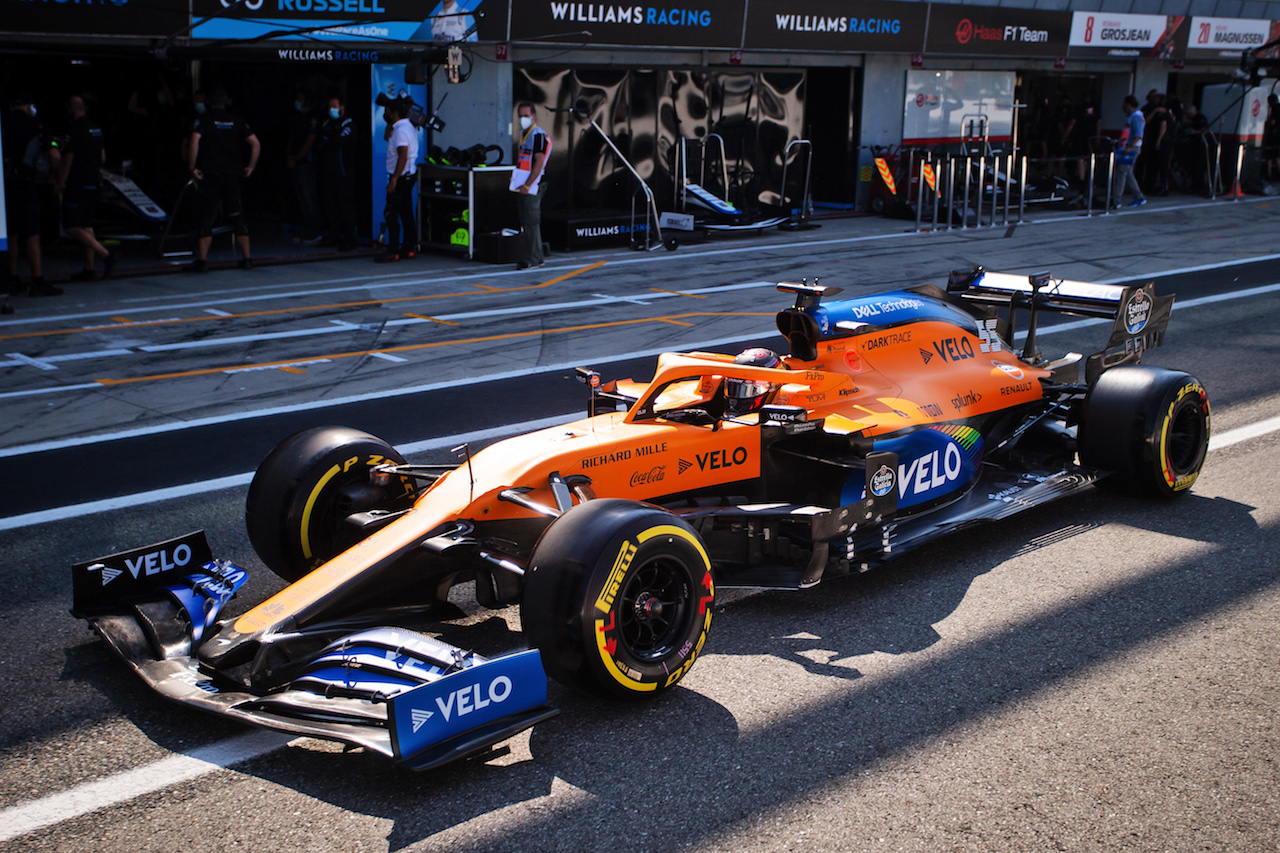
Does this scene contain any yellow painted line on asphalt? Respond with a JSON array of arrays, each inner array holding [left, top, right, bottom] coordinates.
[[277, 366, 308, 374], [405, 313, 460, 325], [92, 310, 771, 387], [650, 288, 708, 299], [0, 261, 609, 343]]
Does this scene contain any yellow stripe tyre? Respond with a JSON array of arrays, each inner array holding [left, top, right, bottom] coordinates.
[[245, 426, 414, 581], [1078, 366, 1210, 498], [521, 499, 715, 699]]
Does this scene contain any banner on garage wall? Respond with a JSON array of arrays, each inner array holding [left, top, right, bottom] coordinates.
[[194, 0, 507, 43], [1067, 12, 1184, 59], [370, 64, 427, 240], [742, 0, 925, 53], [924, 6, 1071, 57], [509, 0, 746, 48], [903, 69, 1015, 146], [0, 0, 187, 37], [1185, 17, 1275, 60]]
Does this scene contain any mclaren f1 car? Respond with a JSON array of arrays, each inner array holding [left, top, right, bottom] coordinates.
[[73, 266, 1210, 770]]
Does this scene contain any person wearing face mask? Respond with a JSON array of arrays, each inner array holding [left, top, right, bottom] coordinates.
[[377, 95, 419, 263], [4, 93, 62, 296], [318, 92, 356, 250], [285, 88, 322, 243], [511, 102, 549, 270]]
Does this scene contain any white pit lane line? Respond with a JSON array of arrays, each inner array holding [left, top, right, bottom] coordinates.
[[0, 280, 778, 375], [0, 412, 1275, 841]]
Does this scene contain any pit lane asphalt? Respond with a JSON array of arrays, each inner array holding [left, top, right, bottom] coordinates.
[[2, 199, 1279, 852], [2, 197, 1280, 521]]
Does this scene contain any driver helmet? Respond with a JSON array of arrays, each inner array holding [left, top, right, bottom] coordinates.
[[725, 348, 783, 416]]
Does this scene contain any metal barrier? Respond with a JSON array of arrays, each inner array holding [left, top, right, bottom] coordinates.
[[913, 150, 1033, 233]]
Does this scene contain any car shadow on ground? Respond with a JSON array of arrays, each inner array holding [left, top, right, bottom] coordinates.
[[141, 487, 1269, 851]]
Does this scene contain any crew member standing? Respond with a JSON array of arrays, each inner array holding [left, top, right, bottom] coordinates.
[[58, 94, 116, 281], [1112, 94, 1146, 208], [285, 88, 322, 243], [377, 96, 418, 263], [318, 93, 356, 251], [512, 102, 549, 271], [187, 87, 260, 271], [3, 93, 61, 296]]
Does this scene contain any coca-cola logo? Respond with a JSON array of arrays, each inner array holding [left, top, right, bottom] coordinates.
[[1125, 290, 1151, 335], [955, 18, 973, 44], [630, 465, 666, 487]]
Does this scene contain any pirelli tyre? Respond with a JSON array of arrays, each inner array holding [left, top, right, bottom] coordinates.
[[246, 426, 414, 582], [1078, 366, 1210, 498], [521, 499, 715, 699]]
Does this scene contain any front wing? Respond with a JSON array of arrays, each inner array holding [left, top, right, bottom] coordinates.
[[72, 532, 556, 771]]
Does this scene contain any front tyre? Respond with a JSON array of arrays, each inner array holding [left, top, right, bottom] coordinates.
[[1078, 366, 1210, 498], [521, 499, 715, 699], [246, 426, 414, 582]]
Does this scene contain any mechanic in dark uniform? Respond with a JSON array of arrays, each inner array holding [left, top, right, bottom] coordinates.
[[512, 102, 549, 270], [3, 93, 62, 296], [187, 87, 260, 271], [318, 92, 357, 251], [285, 88, 322, 243], [58, 94, 116, 281]]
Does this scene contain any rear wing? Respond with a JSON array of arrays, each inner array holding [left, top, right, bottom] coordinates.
[[944, 266, 1174, 383]]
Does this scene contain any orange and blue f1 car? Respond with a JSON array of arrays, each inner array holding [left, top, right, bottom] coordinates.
[[73, 266, 1210, 769]]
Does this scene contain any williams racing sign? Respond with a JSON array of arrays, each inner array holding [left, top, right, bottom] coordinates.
[[742, 0, 925, 53], [509, 1, 746, 48]]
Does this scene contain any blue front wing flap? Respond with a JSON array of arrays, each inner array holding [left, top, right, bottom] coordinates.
[[74, 533, 557, 771]]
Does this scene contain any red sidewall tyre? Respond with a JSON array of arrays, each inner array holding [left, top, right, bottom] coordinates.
[[521, 499, 715, 699]]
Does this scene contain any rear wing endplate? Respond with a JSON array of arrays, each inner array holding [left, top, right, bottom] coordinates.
[[945, 266, 1174, 381]]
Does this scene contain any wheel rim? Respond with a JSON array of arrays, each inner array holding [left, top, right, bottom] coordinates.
[[1166, 400, 1206, 475], [618, 556, 694, 662]]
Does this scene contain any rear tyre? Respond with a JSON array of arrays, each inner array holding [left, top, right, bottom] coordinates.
[[246, 426, 413, 582], [1078, 366, 1210, 498], [521, 499, 715, 699]]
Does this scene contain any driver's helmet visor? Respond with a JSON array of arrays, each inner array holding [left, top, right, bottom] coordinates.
[[725, 378, 775, 400]]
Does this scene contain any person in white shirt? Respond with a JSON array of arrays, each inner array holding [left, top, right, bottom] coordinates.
[[378, 96, 419, 263]]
